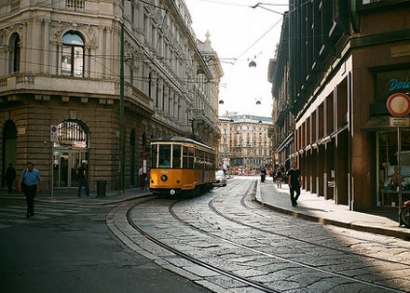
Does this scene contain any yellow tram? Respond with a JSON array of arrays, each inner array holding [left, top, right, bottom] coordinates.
[[149, 136, 216, 197]]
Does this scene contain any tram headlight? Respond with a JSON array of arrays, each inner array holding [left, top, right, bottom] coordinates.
[[160, 174, 168, 182]]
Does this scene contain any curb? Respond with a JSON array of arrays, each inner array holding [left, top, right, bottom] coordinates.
[[255, 182, 410, 241]]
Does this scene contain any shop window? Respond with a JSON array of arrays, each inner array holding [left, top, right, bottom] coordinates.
[[62, 32, 84, 77], [378, 130, 410, 207], [375, 69, 410, 101]]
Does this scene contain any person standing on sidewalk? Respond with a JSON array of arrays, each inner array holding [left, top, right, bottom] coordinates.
[[77, 162, 89, 197], [287, 161, 301, 207], [274, 167, 283, 189], [18, 162, 43, 218], [138, 166, 144, 190], [6, 163, 16, 194]]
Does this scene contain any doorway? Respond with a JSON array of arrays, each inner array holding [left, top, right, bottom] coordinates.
[[52, 120, 89, 188], [53, 149, 88, 188]]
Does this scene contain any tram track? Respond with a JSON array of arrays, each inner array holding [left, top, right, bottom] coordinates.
[[120, 180, 408, 292], [173, 182, 407, 292], [210, 181, 410, 267]]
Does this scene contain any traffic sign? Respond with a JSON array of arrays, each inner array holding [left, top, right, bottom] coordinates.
[[386, 93, 410, 117], [50, 125, 58, 142], [389, 117, 410, 127]]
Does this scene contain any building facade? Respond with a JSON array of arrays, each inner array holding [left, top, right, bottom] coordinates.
[[218, 114, 273, 175], [269, 0, 410, 212], [0, 0, 223, 192]]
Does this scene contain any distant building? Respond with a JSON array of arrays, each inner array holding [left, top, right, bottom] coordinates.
[[218, 113, 273, 175]]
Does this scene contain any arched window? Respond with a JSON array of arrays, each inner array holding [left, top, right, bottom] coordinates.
[[62, 32, 84, 77], [54, 121, 88, 148], [9, 33, 20, 73]]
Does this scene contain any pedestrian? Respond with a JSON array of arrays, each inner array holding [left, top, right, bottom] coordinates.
[[138, 166, 144, 190], [18, 162, 43, 218], [77, 162, 89, 197], [287, 161, 301, 207], [144, 169, 150, 191], [6, 163, 16, 194], [275, 168, 283, 189], [260, 167, 266, 183]]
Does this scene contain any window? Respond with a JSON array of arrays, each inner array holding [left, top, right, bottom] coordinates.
[[158, 145, 171, 167], [183, 146, 194, 169], [172, 145, 181, 168], [66, 0, 85, 10], [54, 121, 88, 148], [62, 32, 84, 77], [9, 33, 20, 73]]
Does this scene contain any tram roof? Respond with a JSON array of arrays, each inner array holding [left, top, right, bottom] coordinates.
[[150, 136, 215, 150]]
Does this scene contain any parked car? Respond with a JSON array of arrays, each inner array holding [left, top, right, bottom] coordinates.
[[213, 170, 227, 187]]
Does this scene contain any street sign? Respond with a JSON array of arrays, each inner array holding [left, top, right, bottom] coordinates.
[[50, 125, 58, 142], [389, 117, 410, 127], [386, 93, 410, 117]]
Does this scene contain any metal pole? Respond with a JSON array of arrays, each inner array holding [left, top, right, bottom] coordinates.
[[51, 144, 54, 199], [398, 126, 402, 223], [119, 22, 125, 193]]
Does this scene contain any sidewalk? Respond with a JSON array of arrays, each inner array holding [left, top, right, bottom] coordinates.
[[256, 178, 410, 240], [0, 187, 151, 206]]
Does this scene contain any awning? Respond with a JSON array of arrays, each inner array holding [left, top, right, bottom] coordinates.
[[360, 116, 392, 132]]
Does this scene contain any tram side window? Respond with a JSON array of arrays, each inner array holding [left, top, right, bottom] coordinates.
[[204, 152, 210, 170], [151, 145, 158, 167], [159, 144, 171, 168], [183, 146, 194, 169], [208, 153, 215, 170], [196, 149, 205, 170], [173, 145, 181, 168]]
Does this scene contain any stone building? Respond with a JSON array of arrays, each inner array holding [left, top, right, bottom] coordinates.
[[0, 0, 223, 193], [269, 0, 410, 212], [218, 113, 273, 175]]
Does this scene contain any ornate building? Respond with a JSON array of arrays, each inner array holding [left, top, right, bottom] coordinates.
[[0, 0, 223, 192], [218, 114, 273, 175]]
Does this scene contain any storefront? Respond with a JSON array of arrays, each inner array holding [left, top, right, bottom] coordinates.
[[363, 68, 410, 209]]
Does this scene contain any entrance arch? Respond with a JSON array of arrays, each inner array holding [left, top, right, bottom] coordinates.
[[53, 120, 89, 188]]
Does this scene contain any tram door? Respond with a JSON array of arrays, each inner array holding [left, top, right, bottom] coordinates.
[[53, 149, 88, 188]]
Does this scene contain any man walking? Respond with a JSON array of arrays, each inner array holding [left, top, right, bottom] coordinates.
[[18, 162, 43, 218], [287, 161, 301, 207], [77, 162, 89, 197]]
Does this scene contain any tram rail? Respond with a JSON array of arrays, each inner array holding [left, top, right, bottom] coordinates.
[[109, 179, 409, 292]]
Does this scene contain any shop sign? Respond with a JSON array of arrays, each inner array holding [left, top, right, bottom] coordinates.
[[389, 78, 410, 91]]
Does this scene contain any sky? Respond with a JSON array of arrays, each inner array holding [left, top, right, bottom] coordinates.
[[184, 0, 289, 117]]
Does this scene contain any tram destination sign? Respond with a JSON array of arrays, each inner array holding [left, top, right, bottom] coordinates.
[[389, 117, 410, 127]]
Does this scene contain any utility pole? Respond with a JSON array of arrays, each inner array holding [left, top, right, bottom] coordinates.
[[119, 21, 125, 193]]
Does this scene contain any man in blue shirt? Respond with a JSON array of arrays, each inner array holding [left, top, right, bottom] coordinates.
[[18, 162, 43, 218]]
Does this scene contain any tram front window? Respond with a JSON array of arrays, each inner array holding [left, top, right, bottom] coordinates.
[[159, 145, 171, 168]]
